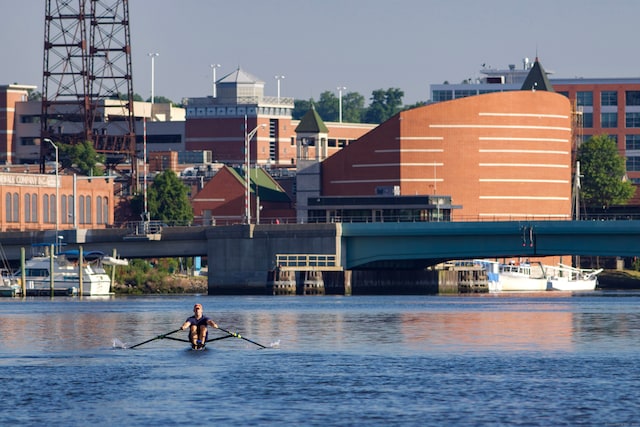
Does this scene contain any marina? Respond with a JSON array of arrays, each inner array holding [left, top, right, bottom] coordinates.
[[0, 246, 128, 297]]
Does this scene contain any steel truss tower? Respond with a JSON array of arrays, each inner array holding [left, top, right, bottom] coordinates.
[[41, 0, 136, 188]]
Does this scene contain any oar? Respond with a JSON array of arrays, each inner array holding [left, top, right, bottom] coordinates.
[[129, 328, 181, 349], [215, 326, 267, 349]]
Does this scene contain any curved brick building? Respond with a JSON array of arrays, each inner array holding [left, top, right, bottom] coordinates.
[[321, 90, 573, 220]]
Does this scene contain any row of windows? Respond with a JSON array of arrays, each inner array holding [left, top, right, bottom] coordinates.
[[577, 91, 640, 107], [3, 193, 109, 225], [580, 112, 640, 128], [433, 89, 640, 107]]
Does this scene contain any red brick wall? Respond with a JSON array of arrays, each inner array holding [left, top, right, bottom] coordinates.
[[322, 91, 573, 221]]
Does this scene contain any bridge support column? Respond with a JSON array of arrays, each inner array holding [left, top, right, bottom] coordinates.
[[303, 271, 325, 295], [266, 267, 296, 295], [351, 270, 439, 294]]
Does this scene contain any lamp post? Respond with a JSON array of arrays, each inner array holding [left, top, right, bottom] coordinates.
[[44, 138, 59, 253], [211, 64, 221, 98], [275, 75, 285, 103], [148, 52, 159, 106], [244, 115, 265, 224], [337, 86, 347, 122]]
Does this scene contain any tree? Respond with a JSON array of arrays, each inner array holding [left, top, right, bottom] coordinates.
[[58, 140, 105, 176], [315, 91, 339, 122], [292, 99, 312, 120], [147, 95, 174, 105], [363, 88, 404, 123], [131, 170, 193, 225], [342, 92, 365, 123], [577, 134, 635, 210]]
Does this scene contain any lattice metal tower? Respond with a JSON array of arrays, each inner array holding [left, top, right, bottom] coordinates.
[[41, 0, 136, 187]]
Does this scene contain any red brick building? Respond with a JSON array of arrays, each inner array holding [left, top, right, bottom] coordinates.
[[190, 165, 294, 225], [318, 90, 573, 221]]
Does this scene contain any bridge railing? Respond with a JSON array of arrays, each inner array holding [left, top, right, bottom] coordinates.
[[275, 254, 342, 271]]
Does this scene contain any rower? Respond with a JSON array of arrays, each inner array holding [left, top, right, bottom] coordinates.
[[180, 303, 218, 350]]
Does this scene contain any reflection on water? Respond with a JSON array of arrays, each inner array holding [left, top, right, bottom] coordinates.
[[2, 293, 640, 355], [3, 294, 640, 426]]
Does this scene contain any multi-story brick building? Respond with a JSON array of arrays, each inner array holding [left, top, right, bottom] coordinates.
[[185, 68, 375, 169]]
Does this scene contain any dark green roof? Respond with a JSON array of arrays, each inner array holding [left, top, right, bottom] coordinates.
[[295, 105, 329, 133], [230, 167, 291, 203], [521, 58, 554, 92]]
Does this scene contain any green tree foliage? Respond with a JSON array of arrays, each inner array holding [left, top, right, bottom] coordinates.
[[341, 92, 366, 122], [292, 99, 312, 120], [147, 95, 174, 105], [577, 134, 635, 209], [315, 91, 339, 121], [58, 140, 105, 176], [363, 88, 405, 123], [131, 170, 193, 225]]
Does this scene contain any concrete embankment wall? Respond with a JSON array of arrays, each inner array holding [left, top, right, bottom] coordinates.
[[206, 223, 342, 294]]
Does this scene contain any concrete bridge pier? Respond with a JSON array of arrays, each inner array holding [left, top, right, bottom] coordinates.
[[351, 269, 439, 294], [266, 267, 296, 295]]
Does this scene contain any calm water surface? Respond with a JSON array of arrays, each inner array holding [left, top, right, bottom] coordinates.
[[1, 292, 640, 426]]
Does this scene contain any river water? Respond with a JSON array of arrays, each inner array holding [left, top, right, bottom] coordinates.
[[1, 292, 640, 426]]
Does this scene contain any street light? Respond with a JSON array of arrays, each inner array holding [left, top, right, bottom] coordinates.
[[337, 86, 347, 122], [244, 115, 265, 224], [211, 64, 221, 98], [44, 138, 59, 253], [148, 53, 159, 107], [275, 75, 285, 103]]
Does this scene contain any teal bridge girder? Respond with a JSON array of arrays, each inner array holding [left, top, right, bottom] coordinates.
[[339, 220, 640, 270]]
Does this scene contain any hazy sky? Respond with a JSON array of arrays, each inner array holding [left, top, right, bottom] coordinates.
[[2, 0, 640, 106]]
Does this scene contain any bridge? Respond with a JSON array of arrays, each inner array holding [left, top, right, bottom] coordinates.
[[2, 220, 639, 292]]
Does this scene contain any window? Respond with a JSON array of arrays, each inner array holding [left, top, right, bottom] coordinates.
[[627, 156, 640, 171], [12, 193, 19, 223], [49, 194, 56, 224], [31, 193, 37, 222], [626, 112, 640, 128], [103, 198, 109, 225], [97, 197, 103, 224], [24, 194, 31, 222], [432, 90, 453, 102], [601, 91, 618, 106], [577, 91, 593, 107], [85, 196, 92, 225], [61, 195, 67, 224], [626, 91, 640, 106], [454, 89, 477, 99], [79, 195, 85, 224], [601, 112, 618, 128], [583, 112, 593, 128], [5, 193, 12, 222], [626, 135, 640, 150], [43, 194, 49, 223]]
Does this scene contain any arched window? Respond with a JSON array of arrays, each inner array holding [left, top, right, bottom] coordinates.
[[24, 193, 31, 222], [96, 196, 103, 224], [5, 193, 12, 222], [61, 195, 67, 224], [43, 194, 49, 223], [79, 195, 85, 224], [12, 193, 19, 223], [31, 193, 38, 222], [68, 196, 74, 226], [103, 198, 109, 225], [85, 196, 92, 224], [49, 194, 56, 224]]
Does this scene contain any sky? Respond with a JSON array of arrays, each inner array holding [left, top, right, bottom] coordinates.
[[2, 0, 640, 106]]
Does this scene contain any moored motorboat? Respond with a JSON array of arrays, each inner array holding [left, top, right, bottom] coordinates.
[[498, 262, 548, 292], [9, 250, 128, 296]]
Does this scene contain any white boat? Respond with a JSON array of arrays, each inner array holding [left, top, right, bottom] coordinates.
[[545, 264, 602, 291], [498, 262, 548, 292], [10, 250, 128, 296]]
